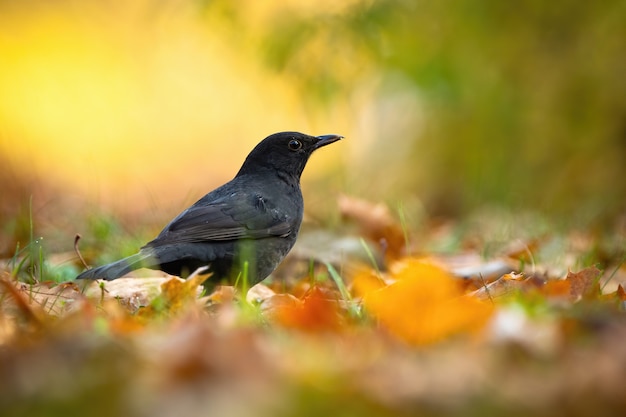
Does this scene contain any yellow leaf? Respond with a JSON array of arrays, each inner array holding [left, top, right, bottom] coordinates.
[[137, 269, 210, 320]]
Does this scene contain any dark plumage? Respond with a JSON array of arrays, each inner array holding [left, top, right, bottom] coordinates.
[[76, 131, 342, 290]]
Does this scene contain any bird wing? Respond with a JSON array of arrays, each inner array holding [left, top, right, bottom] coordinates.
[[145, 197, 292, 246]]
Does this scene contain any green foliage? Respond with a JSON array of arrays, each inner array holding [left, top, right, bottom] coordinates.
[[209, 0, 626, 223], [6, 198, 77, 284], [10, 236, 79, 284], [81, 213, 150, 265]]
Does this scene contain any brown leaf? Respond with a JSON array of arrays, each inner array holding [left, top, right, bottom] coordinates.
[[470, 273, 529, 300], [13, 279, 85, 317], [566, 266, 602, 301], [0, 276, 44, 327], [338, 195, 406, 260]]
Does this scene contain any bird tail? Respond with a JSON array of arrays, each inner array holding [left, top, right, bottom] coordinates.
[[76, 252, 156, 281]]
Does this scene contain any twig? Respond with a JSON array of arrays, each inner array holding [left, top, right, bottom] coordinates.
[[74, 234, 89, 269]]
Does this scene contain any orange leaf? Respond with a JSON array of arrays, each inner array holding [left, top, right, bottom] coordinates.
[[352, 268, 387, 298], [362, 259, 493, 345], [270, 286, 343, 332], [542, 279, 571, 298]]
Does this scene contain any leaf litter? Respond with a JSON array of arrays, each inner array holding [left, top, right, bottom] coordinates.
[[1, 197, 626, 416]]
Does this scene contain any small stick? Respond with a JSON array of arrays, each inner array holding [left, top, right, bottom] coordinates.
[[74, 234, 89, 269]]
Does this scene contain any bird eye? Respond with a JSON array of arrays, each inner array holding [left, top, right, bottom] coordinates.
[[288, 139, 302, 151]]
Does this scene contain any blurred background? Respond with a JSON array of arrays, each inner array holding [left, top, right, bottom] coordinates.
[[1, 0, 624, 258]]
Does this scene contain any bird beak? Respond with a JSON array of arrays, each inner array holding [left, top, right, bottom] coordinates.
[[315, 134, 344, 149]]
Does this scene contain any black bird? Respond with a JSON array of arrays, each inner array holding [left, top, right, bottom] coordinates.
[[76, 131, 342, 290]]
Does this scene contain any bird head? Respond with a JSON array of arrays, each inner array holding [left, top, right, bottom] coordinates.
[[236, 132, 343, 179]]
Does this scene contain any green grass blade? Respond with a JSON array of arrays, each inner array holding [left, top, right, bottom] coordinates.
[[325, 262, 361, 319]]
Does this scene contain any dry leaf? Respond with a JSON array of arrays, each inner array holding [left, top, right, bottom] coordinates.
[[5, 278, 84, 317], [338, 195, 406, 260], [137, 269, 210, 320], [261, 293, 301, 322], [541, 279, 572, 300], [352, 267, 388, 298], [0, 277, 45, 328], [566, 266, 602, 301], [362, 259, 493, 345], [83, 277, 173, 310], [269, 286, 344, 332], [246, 284, 276, 304]]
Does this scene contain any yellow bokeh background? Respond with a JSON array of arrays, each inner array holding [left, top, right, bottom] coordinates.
[[0, 1, 354, 212]]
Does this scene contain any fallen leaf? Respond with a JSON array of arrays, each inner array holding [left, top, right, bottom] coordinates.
[[566, 266, 602, 301], [268, 286, 344, 332], [470, 272, 530, 300], [137, 268, 210, 320], [246, 284, 276, 304], [542, 279, 572, 300], [0, 276, 45, 329], [352, 267, 387, 298], [338, 195, 406, 260], [12, 279, 84, 317], [261, 293, 300, 322], [362, 259, 493, 345]]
